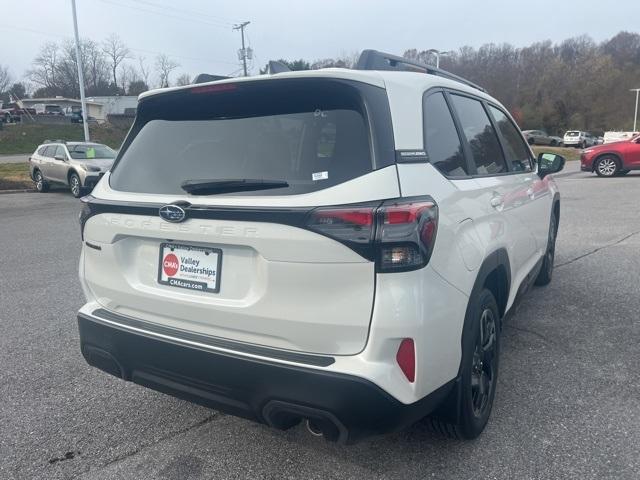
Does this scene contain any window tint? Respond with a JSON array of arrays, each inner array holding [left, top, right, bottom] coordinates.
[[488, 106, 532, 172], [54, 146, 67, 159], [68, 144, 116, 159], [450, 95, 506, 175], [110, 80, 384, 196], [42, 146, 56, 157], [423, 92, 467, 177]]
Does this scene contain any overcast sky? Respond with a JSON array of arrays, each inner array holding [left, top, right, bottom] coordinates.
[[2, 0, 639, 85]]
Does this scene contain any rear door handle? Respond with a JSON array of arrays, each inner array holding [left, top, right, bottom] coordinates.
[[490, 194, 504, 209]]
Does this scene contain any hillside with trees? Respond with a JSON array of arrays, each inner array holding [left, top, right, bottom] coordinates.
[[1, 31, 638, 135]]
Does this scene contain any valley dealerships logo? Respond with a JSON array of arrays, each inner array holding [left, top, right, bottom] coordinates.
[[163, 253, 179, 276]]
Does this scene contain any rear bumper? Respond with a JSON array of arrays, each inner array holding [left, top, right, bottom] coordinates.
[[78, 312, 453, 444]]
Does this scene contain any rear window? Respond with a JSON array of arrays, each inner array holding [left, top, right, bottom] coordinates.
[[566, 131, 580, 136], [110, 79, 394, 196]]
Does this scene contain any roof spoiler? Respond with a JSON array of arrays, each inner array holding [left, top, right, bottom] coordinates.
[[355, 49, 486, 92], [266, 61, 291, 74], [193, 74, 232, 84]]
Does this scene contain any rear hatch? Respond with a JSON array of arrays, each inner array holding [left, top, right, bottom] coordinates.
[[81, 77, 398, 355]]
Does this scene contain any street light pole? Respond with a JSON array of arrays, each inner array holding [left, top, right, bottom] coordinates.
[[631, 88, 640, 132], [71, 0, 89, 141], [426, 49, 452, 69]]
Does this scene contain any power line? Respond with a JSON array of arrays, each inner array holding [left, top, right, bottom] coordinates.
[[0, 24, 238, 68], [129, 0, 240, 26], [95, 0, 233, 30]]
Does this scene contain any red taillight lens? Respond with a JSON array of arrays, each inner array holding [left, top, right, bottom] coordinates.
[[190, 83, 237, 94], [376, 198, 438, 272], [305, 197, 438, 271], [312, 209, 374, 227], [306, 206, 377, 250], [396, 338, 415, 382]]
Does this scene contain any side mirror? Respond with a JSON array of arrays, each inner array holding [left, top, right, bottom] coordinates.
[[54, 154, 66, 161], [538, 153, 565, 178]]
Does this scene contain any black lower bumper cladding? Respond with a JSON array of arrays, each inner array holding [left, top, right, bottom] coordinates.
[[77, 314, 452, 443]]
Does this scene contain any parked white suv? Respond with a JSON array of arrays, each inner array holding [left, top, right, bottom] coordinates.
[[563, 130, 595, 148], [77, 50, 564, 443]]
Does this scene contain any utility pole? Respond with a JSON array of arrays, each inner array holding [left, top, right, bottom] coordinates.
[[631, 88, 640, 132], [71, 0, 90, 141], [233, 21, 251, 76]]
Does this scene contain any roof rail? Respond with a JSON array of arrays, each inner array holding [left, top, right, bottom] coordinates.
[[355, 49, 486, 92]]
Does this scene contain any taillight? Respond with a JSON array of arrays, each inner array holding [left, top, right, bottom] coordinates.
[[190, 83, 237, 94], [306, 196, 438, 272], [376, 197, 438, 273], [396, 338, 415, 382]]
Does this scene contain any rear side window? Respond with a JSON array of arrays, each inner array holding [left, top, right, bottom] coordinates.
[[423, 92, 467, 177], [36, 146, 47, 155], [41, 146, 56, 157], [110, 79, 394, 196], [450, 95, 506, 175], [488, 106, 532, 172]]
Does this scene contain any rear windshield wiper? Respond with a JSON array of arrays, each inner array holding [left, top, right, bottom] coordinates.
[[180, 178, 289, 195]]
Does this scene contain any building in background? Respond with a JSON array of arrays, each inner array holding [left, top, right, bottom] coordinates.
[[86, 96, 138, 119], [20, 97, 104, 120]]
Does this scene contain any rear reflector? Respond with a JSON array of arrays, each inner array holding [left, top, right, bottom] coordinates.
[[396, 338, 415, 382]]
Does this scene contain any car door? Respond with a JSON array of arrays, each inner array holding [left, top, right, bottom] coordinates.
[[38, 146, 56, 180], [622, 137, 640, 167], [447, 93, 539, 292], [48, 145, 69, 183], [487, 105, 552, 257]]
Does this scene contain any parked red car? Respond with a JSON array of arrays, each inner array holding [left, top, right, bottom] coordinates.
[[580, 135, 640, 176]]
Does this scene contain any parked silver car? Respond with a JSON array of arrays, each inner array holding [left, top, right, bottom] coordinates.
[[522, 130, 560, 146], [29, 141, 116, 197]]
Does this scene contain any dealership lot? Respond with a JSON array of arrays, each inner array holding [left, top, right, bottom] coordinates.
[[1, 169, 639, 480]]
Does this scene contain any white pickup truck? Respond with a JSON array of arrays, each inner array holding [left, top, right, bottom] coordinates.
[[603, 131, 639, 144]]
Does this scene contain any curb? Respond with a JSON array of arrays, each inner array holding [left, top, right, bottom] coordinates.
[[0, 188, 36, 195]]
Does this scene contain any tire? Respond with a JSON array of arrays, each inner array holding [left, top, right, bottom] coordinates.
[[595, 156, 619, 177], [429, 289, 500, 439], [527, 137, 535, 145], [534, 212, 557, 286], [550, 139, 557, 146], [34, 170, 50, 192], [581, 141, 586, 149], [69, 172, 83, 198]]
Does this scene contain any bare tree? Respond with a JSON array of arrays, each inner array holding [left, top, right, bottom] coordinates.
[[137, 56, 150, 85], [118, 63, 138, 94], [155, 54, 179, 88], [27, 42, 59, 92], [103, 34, 130, 91], [175, 73, 191, 86], [0, 64, 12, 93]]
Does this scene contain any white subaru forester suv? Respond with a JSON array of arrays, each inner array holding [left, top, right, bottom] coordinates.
[[77, 51, 565, 443]]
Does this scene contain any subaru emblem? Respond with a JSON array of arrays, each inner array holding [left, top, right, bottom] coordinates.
[[159, 204, 186, 223]]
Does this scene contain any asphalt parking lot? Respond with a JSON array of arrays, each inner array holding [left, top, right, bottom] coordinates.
[[1, 167, 639, 480]]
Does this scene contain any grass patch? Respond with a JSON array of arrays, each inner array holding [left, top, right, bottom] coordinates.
[[532, 145, 581, 161], [0, 122, 130, 155], [0, 162, 32, 190]]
